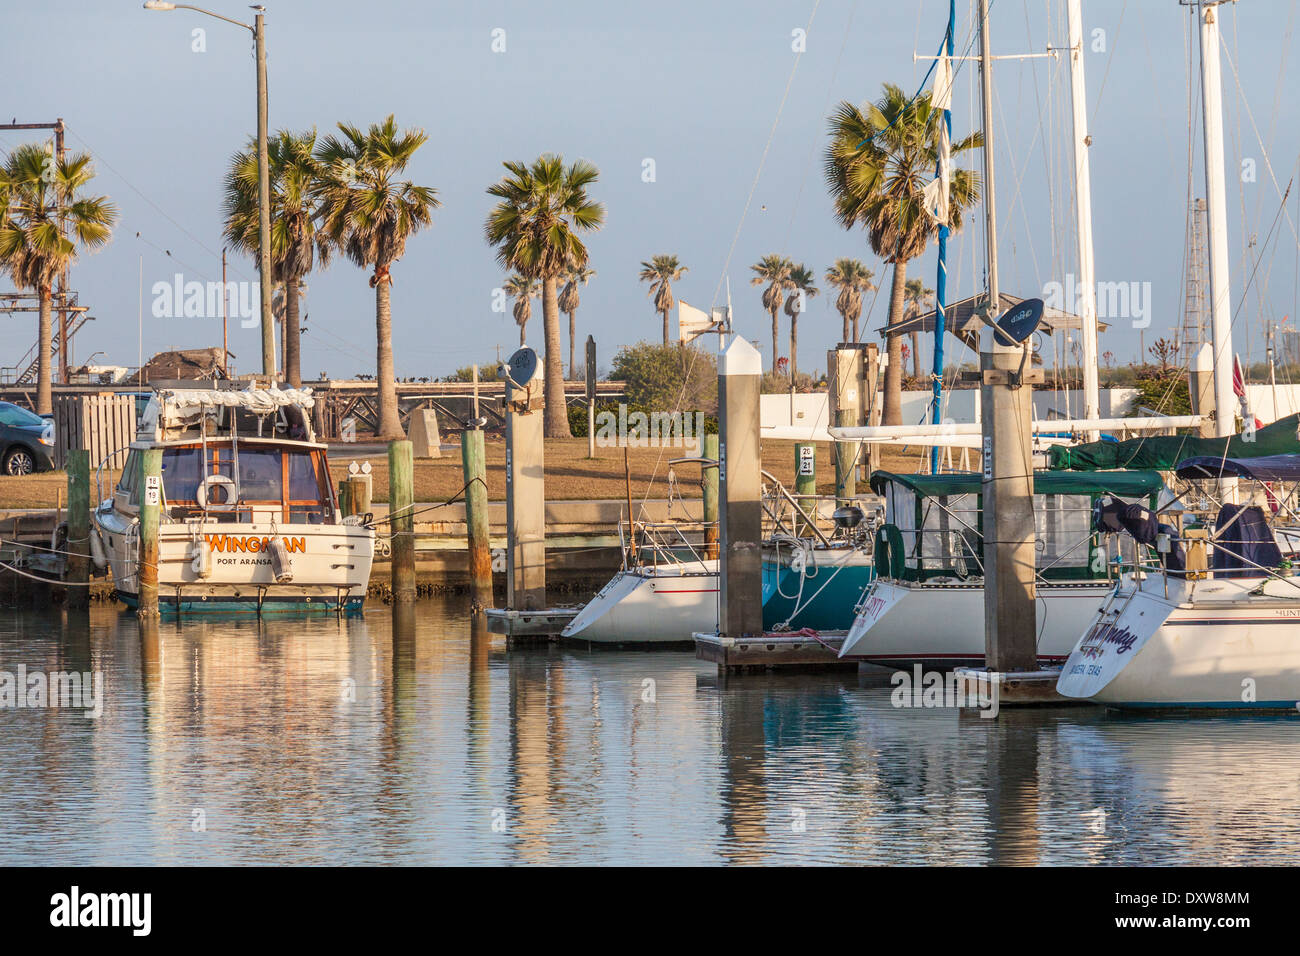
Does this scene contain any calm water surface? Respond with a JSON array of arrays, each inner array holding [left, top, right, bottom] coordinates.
[[2, 597, 1298, 865]]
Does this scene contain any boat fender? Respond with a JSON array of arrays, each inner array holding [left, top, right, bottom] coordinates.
[[873, 524, 906, 581], [89, 524, 108, 571], [197, 474, 238, 511], [190, 539, 212, 578], [269, 537, 294, 583]]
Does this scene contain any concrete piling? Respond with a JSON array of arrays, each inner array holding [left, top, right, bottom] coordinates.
[[388, 439, 417, 604], [718, 336, 763, 638], [794, 442, 816, 537]]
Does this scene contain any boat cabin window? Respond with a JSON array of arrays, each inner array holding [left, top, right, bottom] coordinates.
[[917, 493, 982, 575], [159, 444, 333, 523], [117, 449, 141, 506], [1034, 494, 1093, 570]]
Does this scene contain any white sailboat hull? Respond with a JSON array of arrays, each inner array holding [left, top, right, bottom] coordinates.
[[840, 578, 1107, 667], [1058, 574, 1300, 708], [562, 561, 718, 644]]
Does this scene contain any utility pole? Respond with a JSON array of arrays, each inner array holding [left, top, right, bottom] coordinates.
[[254, 8, 274, 380]]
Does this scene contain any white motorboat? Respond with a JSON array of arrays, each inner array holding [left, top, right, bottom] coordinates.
[[1058, 454, 1300, 708], [840, 468, 1166, 667], [92, 384, 373, 614]]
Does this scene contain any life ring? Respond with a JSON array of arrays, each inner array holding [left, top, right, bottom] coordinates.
[[197, 474, 238, 510], [873, 523, 907, 581]]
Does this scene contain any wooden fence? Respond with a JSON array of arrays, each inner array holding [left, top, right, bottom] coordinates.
[[52, 393, 136, 471]]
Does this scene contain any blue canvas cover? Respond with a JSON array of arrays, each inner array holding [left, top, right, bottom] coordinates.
[[1211, 504, 1283, 578]]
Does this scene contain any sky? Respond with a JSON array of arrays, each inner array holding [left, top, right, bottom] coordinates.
[[3, 0, 1299, 382]]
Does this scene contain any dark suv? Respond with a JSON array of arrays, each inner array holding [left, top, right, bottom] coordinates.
[[0, 401, 56, 475]]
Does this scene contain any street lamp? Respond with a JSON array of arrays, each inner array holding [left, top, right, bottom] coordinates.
[[143, 2, 275, 382]]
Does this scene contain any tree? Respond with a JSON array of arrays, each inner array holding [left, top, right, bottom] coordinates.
[[559, 263, 594, 378], [825, 84, 982, 424], [503, 273, 539, 346], [316, 115, 439, 439], [1149, 337, 1177, 373], [0, 144, 116, 415], [824, 258, 876, 342], [611, 341, 717, 414], [783, 263, 819, 379], [485, 154, 606, 438], [638, 254, 688, 346], [903, 278, 934, 379], [223, 129, 323, 388], [750, 254, 794, 373]]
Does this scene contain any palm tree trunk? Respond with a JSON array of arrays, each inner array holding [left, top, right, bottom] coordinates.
[[841, 310, 850, 343], [542, 277, 571, 438], [882, 259, 908, 426], [662, 308, 670, 346], [375, 276, 402, 439], [771, 306, 780, 374], [911, 330, 921, 380], [851, 314, 860, 343], [790, 314, 799, 381], [519, 321, 526, 347], [568, 309, 577, 380], [37, 287, 52, 416], [285, 281, 302, 388]]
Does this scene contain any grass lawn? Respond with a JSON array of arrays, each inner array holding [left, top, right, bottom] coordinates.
[[0, 438, 928, 509]]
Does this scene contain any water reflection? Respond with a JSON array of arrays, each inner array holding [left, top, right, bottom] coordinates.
[[0, 598, 1298, 864]]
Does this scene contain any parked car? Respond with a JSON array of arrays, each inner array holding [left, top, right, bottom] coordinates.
[[0, 401, 56, 475]]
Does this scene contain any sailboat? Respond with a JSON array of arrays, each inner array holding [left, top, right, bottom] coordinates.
[[1055, 0, 1300, 708]]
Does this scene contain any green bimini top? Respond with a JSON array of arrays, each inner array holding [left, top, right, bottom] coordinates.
[[1046, 414, 1300, 471], [869, 469, 1165, 499]]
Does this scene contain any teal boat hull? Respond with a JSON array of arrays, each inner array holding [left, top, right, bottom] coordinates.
[[761, 550, 875, 632]]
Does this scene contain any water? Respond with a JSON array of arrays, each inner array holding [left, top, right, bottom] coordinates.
[[2, 597, 1299, 865]]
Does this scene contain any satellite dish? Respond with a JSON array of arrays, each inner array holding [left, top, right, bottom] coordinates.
[[994, 297, 1045, 346], [504, 347, 540, 388]]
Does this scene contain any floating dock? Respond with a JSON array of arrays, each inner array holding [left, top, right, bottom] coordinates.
[[694, 630, 857, 674]]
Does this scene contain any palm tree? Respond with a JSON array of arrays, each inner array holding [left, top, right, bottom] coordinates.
[[223, 129, 322, 388], [503, 274, 539, 346], [903, 278, 934, 379], [783, 264, 819, 380], [315, 116, 438, 439], [825, 84, 981, 424], [485, 154, 606, 438], [824, 258, 876, 342], [638, 254, 688, 345], [0, 144, 116, 415], [750, 255, 794, 373], [558, 264, 594, 378]]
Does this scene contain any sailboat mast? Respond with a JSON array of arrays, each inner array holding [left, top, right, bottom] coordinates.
[[979, 0, 1000, 307], [1067, 0, 1101, 438], [1197, 0, 1236, 437], [929, 0, 956, 474]]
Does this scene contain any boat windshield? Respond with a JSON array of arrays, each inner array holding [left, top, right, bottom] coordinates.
[[160, 443, 333, 522]]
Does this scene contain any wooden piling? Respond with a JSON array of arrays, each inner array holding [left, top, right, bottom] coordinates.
[[388, 439, 417, 604], [137, 447, 162, 618], [702, 432, 719, 560], [65, 448, 90, 609], [352, 474, 372, 516], [461, 427, 493, 610]]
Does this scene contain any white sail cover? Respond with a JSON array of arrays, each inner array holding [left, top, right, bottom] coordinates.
[[140, 386, 316, 441]]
